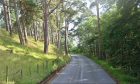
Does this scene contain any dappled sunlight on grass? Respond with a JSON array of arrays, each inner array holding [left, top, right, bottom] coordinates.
[[0, 81, 15, 84], [0, 45, 7, 50], [0, 29, 57, 60], [0, 29, 70, 83]]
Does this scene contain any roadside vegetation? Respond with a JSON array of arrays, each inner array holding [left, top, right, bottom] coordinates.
[[0, 0, 82, 83], [0, 0, 140, 83], [91, 56, 140, 84], [0, 29, 70, 84], [71, 0, 140, 84]]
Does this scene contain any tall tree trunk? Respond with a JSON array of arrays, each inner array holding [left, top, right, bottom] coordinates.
[[96, 1, 102, 59], [3, 0, 9, 31], [50, 27, 54, 44], [31, 24, 34, 37], [14, 0, 25, 45], [94, 40, 97, 56], [56, 15, 61, 49], [57, 30, 61, 49], [33, 22, 38, 42], [6, 0, 12, 36], [55, 30, 58, 46], [38, 22, 42, 40], [44, 0, 49, 54], [64, 20, 68, 55], [22, 21, 28, 44]]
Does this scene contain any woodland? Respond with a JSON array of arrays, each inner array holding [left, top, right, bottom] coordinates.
[[0, 0, 140, 83]]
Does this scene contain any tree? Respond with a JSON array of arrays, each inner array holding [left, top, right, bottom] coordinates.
[[14, 0, 25, 45], [43, 0, 49, 53], [43, 0, 63, 54], [2, 0, 12, 36], [2, 0, 9, 31], [62, 0, 87, 55], [75, 0, 140, 78], [90, 0, 103, 59]]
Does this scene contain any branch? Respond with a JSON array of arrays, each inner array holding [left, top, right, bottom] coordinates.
[[48, 0, 63, 15]]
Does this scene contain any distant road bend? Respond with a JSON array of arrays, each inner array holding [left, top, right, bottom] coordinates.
[[49, 54, 116, 84]]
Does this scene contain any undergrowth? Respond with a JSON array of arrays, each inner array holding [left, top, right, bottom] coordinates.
[[90, 56, 140, 84]]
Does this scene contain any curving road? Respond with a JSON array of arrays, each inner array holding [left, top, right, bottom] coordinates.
[[50, 55, 116, 84]]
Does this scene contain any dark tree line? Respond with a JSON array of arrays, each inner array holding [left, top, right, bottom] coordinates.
[[74, 0, 140, 78]]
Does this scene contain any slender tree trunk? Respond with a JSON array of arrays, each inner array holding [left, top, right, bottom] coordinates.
[[96, 1, 102, 59], [56, 14, 60, 47], [57, 30, 61, 49], [64, 19, 68, 55], [94, 40, 97, 56], [38, 22, 42, 40], [31, 24, 34, 37], [36, 22, 39, 41], [14, 0, 25, 45], [29, 27, 32, 36], [43, 0, 62, 53], [6, 0, 12, 36], [50, 27, 54, 44], [55, 30, 58, 46], [33, 22, 38, 42], [44, 0, 49, 54], [22, 21, 28, 44], [27, 28, 30, 36], [3, 0, 9, 31], [57, 6, 63, 49]]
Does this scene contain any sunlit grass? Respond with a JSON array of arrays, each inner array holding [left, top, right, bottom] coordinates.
[[0, 29, 70, 84]]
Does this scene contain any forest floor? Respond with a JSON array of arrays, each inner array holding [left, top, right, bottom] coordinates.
[[0, 29, 70, 84]]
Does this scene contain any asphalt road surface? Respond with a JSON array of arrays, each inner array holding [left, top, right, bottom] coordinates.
[[50, 55, 116, 84]]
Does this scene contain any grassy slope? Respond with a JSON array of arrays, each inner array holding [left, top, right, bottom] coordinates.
[[0, 29, 69, 84], [90, 56, 140, 84]]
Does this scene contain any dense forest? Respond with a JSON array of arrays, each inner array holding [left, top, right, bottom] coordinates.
[[72, 0, 140, 83], [0, 0, 140, 83], [0, 0, 74, 54]]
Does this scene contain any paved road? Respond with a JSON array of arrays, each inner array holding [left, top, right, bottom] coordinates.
[[50, 55, 116, 84]]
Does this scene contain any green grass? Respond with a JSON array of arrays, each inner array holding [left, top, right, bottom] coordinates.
[[90, 56, 140, 84], [0, 29, 70, 84]]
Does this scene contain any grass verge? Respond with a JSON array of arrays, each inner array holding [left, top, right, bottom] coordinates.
[[90, 56, 140, 84], [0, 29, 70, 84]]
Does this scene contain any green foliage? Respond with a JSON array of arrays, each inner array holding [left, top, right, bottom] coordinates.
[[20, 0, 42, 25], [74, 16, 97, 55], [74, 0, 140, 82], [0, 29, 70, 83], [100, 0, 140, 77], [91, 56, 140, 84]]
